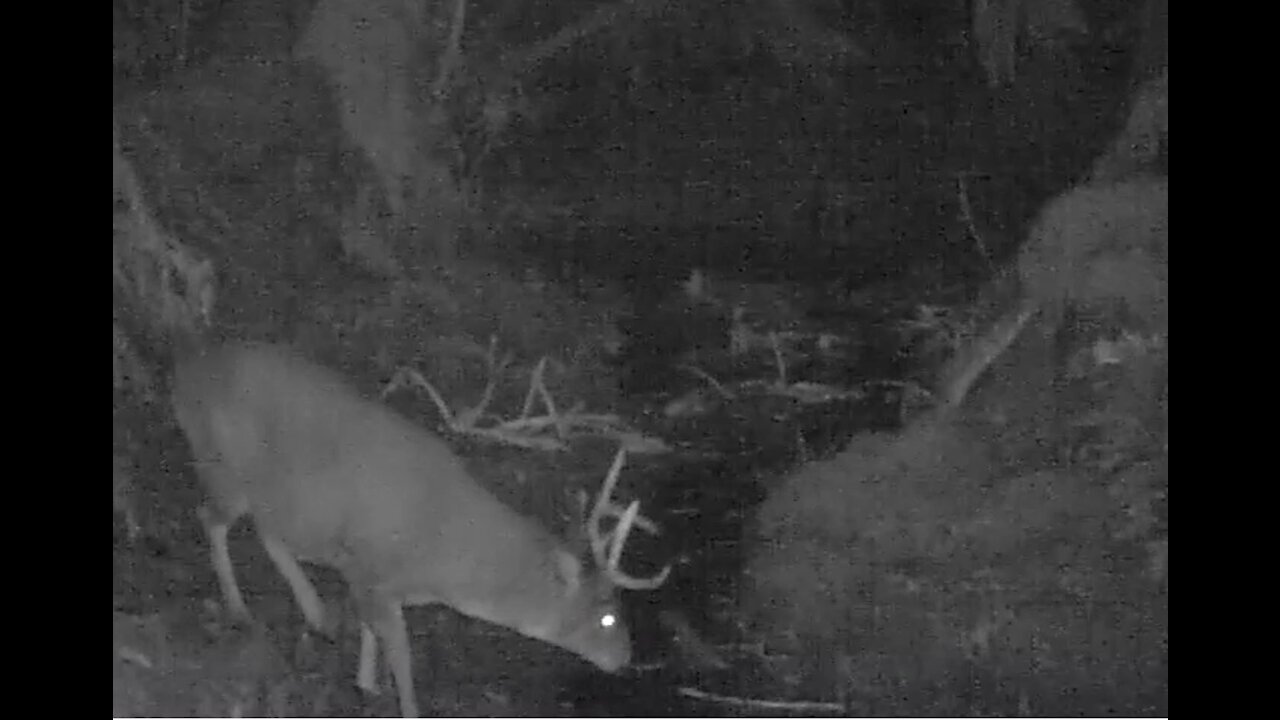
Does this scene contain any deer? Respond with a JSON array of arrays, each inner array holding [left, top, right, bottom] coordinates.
[[171, 341, 669, 717]]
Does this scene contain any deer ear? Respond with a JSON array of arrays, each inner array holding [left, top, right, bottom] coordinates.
[[552, 548, 584, 592]]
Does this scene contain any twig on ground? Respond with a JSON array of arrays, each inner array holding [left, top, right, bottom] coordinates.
[[675, 686, 845, 714]]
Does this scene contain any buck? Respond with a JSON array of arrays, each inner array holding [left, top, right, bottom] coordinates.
[[171, 341, 669, 717]]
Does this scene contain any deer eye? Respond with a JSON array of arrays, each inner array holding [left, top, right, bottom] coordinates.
[[599, 612, 618, 629]]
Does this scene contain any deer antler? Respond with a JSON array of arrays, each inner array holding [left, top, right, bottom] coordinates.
[[587, 447, 671, 590]]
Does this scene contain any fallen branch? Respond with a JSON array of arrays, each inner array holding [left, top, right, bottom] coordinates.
[[675, 686, 845, 714], [455, 335, 512, 428], [382, 345, 669, 453], [680, 365, 735, 400], [955, 171, 995, 270]]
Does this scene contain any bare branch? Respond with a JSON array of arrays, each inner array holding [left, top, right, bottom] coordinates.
[[770, 332, 787, 386], [457, 335, 511, 427], [520, 356, 548, 419], [429, 0, 469, 101], [680, 364, 735, 400]]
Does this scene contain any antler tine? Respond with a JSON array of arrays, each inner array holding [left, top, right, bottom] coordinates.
[[587, 446, 628, 567], [588, 446, 672, 591], [607, 499, 672, 590]]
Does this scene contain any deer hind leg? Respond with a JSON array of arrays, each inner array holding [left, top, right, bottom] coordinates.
[[378, 603, 418, 719], [357, 622, 380, 694], [260, 534, 329, 635], [198, 500, 251, 621], [352, 589, 418, 718]]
